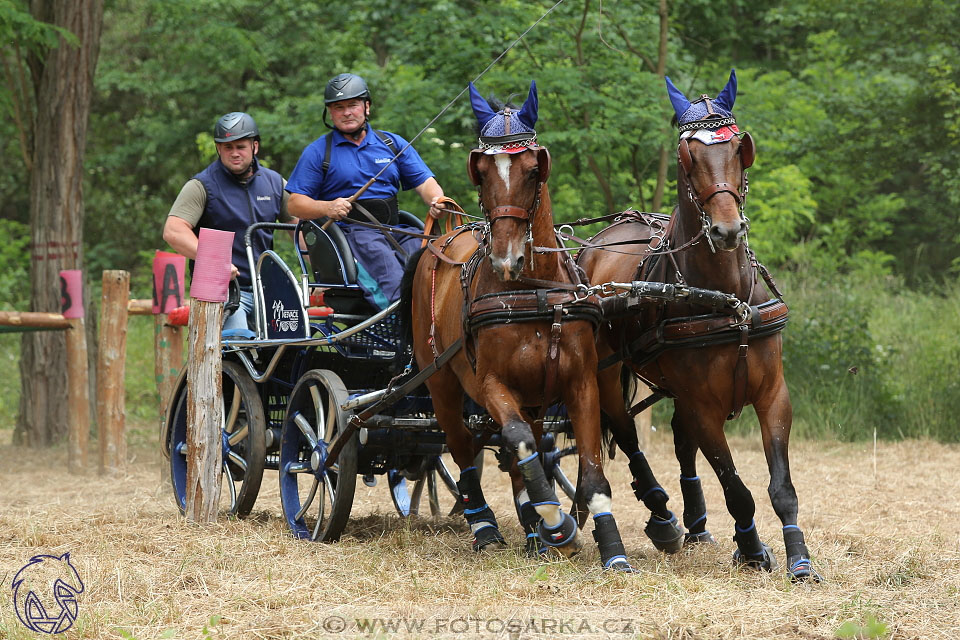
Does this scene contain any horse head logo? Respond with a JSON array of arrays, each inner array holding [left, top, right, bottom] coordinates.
[[11, 553, 85, 634]]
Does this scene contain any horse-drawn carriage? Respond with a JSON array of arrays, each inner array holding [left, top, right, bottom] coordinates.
[[160, 209, 581, 542], [161, 72, 820, 579]]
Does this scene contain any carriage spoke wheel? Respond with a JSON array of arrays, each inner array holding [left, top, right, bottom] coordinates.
[[279, 369, 357, 541], [389, 454, 461, 518], [167, 361, 267, 517]]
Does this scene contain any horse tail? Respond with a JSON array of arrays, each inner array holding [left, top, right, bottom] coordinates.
[[396, 246, 428, 370], [598, 365, 639, 460]]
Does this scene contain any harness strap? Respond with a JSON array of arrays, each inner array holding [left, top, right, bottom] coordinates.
[[427, 227, 477, 358], [352, 200, 407, 256], [628, 390, 666, 418], [697, 182, 743, 205], [597, 299, 788, 371], [729, 326, 749, 420], [421, 196, 467, 247], [535, 304, 564, 429]]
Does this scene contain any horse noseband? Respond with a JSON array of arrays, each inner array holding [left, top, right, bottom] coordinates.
[[488, 205, 533, 222]]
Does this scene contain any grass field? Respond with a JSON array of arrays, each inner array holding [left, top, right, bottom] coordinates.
[[2, 424, 958, 640]]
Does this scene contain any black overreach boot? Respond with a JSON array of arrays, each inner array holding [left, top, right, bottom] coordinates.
[[457, 466, 505, 551]]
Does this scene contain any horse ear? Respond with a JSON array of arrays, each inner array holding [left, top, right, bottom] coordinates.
[[677, 138, 693, 175], [517, 80, 538, 129], [467, 150, 483, 186], [469, 82, 497, 128], [715, 69, 737, 112], [536, 146, 551, 183], [739, 131, 755, 169], [665, 75, 691, 120]]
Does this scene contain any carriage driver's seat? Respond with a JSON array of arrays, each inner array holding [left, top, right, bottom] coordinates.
[[303, 211, 424, 316]]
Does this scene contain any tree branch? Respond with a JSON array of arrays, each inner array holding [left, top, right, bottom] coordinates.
[[612, 22, 657, 74]]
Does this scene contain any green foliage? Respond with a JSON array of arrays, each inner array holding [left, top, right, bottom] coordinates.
[[782, 272, 902, 440], [528, 565, 549, 583], [835, 614, 889, 639], [0, 219, 30, 309]]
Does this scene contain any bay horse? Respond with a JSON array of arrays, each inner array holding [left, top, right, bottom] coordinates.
[[401, 81, 681, 570], [578, 70, 820, 581]]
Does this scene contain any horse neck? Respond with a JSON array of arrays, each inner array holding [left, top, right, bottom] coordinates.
[[525, 186, 563, 282], [672, 178, 752, 298]]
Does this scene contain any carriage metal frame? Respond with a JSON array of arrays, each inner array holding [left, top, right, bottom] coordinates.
[[161, 215, 578, 542]]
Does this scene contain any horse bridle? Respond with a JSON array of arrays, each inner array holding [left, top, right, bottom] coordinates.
[[467, 145, 552, 257], [676, 121, 755, 253]]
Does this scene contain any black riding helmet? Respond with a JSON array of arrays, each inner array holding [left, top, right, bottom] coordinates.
[[214, 112, 260, 143], [324, 73, 371, 105]]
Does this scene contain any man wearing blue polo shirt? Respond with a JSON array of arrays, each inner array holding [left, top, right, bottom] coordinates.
[[286, 73, 448, 310]]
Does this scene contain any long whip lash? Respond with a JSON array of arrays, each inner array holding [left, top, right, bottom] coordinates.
[[350, 0, 567, 201]]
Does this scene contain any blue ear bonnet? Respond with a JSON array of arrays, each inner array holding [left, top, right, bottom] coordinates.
[[666, 69, 737, 128], [469, 81, 539, 152]]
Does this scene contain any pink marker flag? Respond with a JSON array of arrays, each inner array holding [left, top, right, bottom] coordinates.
[[152, 251, 186, 314], [189, 228, 234, 303], [59, 270, 84, 318]]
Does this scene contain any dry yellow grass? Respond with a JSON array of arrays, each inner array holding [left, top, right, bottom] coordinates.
[[2, 427, 959, 640]]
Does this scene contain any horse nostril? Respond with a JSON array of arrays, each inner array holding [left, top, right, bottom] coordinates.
[[515, 255, 525, 273]]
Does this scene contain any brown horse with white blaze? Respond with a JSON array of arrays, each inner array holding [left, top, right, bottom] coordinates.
[[578, 70, 820, 581], [400, 81, 679, 570]]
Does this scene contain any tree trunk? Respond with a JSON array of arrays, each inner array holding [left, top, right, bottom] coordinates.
[[14, 0, 104, 447], [652, 0, 670, 213]]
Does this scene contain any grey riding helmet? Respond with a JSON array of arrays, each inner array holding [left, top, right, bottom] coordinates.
[[214, 112, 260, 142], [324, 73, 371, 104]]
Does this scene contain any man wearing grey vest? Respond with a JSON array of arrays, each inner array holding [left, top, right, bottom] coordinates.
[[163, 112, 293, 334]]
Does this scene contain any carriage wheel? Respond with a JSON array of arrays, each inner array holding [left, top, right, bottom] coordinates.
[[167, 360, 267, 517], [279, 369, 357, 541], [389, 454, 462, 518]]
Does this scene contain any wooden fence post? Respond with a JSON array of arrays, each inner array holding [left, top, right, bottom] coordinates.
[[98, 270, 129, 474], [153, 252, 186, 441], [184, 229, 232, 523], [61, 270, 90, 474]]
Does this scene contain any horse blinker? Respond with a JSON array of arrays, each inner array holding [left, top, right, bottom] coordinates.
[[739, 132, 755, 169], [467, 150, 483, 186], [678, 138, 693, 175], [537, 146, 551, 183]]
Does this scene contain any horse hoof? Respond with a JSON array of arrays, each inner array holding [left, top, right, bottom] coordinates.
[[683, 530, 717, 546], [553, 529, 584, 558], [787, 556, 823, 583], [604, 557, 639, 573], [644, 512, 684, 554], [472, 525, 506, 552], [732, 543, 778, 572]]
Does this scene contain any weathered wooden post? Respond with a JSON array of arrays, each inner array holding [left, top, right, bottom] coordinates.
[[185, 228, 233, 522], [98, 270, 129, 474], [153, 252, 186, 437], [61, 270, 90, 474]]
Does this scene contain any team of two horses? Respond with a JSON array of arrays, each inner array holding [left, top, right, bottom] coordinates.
[[401, 72, 819, 581]]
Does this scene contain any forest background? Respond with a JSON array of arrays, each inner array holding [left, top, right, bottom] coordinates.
[[1, 0, 958, 443]]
